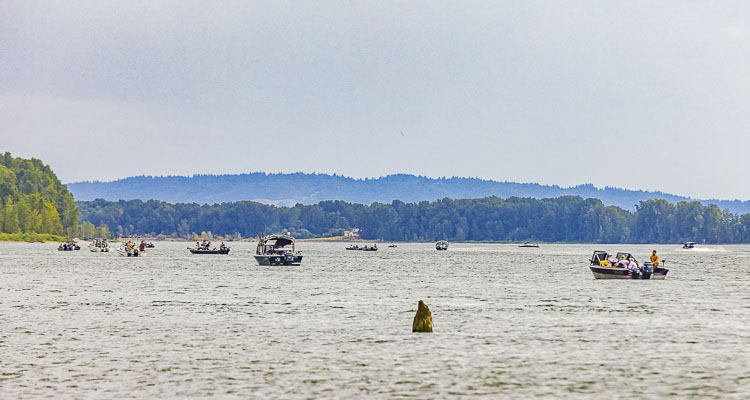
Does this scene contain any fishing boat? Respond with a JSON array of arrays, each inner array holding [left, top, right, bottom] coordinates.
[[436, 240, 449, 251], [345, 244, 378, 251], [117, 236, 147, 257], [388, 244, 397, 248], [57, 241, 80, 251], [188, 246, 230, 254], [254, 233, 302, 266], [682, 241, 696, 249], [518, 242, 539, 248], [145, 242, 155, 248], [588, 251, 668, 280], [88, 238, 111, 252]]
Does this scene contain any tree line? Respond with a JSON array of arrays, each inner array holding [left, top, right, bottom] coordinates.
[[77, 196, 750, 243], [0, 152, 79, 240]]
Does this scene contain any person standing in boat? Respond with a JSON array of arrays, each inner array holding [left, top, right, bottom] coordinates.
[[607, 254, 617, 265], [139, 241, 146, 252], [650, 250, 659, 267]]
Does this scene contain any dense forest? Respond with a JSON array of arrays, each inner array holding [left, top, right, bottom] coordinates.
[[77, 196, 750, 244], [68, 173, 750, 214], [0, 152, 79, 240]]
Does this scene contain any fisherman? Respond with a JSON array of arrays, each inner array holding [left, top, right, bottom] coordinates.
[[628, 259, 640, 275], [607, 254, 617, 265], [650, 250, 659, 267], [139, 241, 146, 252], [196, 241, 201, 249], [617, 256, 628, 268]]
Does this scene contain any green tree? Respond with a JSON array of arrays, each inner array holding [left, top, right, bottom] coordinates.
[[1, 196, 20, 233], [80, 221, 96, 239]]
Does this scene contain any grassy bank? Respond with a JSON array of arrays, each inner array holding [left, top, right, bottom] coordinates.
[[0, 233, 69, 242]]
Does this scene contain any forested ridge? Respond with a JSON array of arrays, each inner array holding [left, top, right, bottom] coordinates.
[[77, 196, 749, 244], [0, 152, 79, 240], [68, 173, 750, 214]]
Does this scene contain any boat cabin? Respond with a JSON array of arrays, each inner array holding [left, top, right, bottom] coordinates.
[[590, 251, 637, 266], [257, 234, 296, 255]]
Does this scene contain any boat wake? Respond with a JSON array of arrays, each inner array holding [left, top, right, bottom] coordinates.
[[680, 247, 725, 252]]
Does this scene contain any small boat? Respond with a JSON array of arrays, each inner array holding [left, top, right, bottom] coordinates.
[[388, 244, 397, 248], [145, 242, 155, 248], [346, 245, 378, 251], [254, 233, 302, 266], [588, 251, 668, 280], [436, 240, 449, 251], [88, 238, 111, 252], [189, 247, 230, 255], [683, 241, 696, 249], [117, 236, 147, 257], [518, 242, 539, 248], [57, 241, 80, 251]]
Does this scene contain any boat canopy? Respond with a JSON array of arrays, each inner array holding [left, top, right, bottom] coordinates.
[[262, 235, 295, 248], [590, 251, 608, 265]]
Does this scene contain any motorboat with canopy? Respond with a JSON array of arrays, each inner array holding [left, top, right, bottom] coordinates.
[[436, 240, 449, 251], [255, 233, 302, 266], [589, 250, 668, 279], [117, 236, 147, 257], [89, 238, 111, 252]]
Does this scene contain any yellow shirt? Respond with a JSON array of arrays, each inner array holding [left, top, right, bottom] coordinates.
[[650, 254, 659, 266]]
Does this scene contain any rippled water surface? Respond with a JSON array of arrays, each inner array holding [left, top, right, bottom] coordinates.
[[1, 242, 749, 398]]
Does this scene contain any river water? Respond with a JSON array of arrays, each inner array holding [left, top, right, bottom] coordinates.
[[1, 242, 748, 398]]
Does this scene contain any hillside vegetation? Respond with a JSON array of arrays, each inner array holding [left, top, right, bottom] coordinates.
[[0, 152, 79, 240], [78, 196, 748, 244], [68, 173, 750, 214]]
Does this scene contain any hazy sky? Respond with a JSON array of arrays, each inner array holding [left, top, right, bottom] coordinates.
[[2, 1, 750, 200]]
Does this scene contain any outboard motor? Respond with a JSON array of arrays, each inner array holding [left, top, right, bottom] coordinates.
[[629, 265, 641, 279], [284, 252, 294, 266], [642, 261, 653, 280]]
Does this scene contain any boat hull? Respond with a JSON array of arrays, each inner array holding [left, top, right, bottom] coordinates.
[[117, 248, 146, 257], [189, 248, 230, 254], [254, 254, 302, 266], [589, 265, 668, 280]]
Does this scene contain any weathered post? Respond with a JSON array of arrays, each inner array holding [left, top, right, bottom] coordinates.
[[412, 300, 433, 333]]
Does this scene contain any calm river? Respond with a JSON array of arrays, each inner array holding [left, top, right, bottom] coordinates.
[[1, 242, 748, 398]]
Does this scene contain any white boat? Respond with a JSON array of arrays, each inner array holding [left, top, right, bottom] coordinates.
[[254, 233, 302, 266], [117, 236, 147, 257], [89, 238, 111, 252], [588, 251, 668, 280], [682, 241, 696, 249], [436, 240, 449, 251]]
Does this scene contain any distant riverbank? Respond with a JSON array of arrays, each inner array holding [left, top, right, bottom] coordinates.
[[0, 233, 69, 243]]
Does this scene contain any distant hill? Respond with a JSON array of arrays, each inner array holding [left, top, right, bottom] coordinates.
[[67, 173, 750, 214]]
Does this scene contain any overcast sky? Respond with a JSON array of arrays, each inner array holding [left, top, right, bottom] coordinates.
[[2, 1, 749, 200]]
